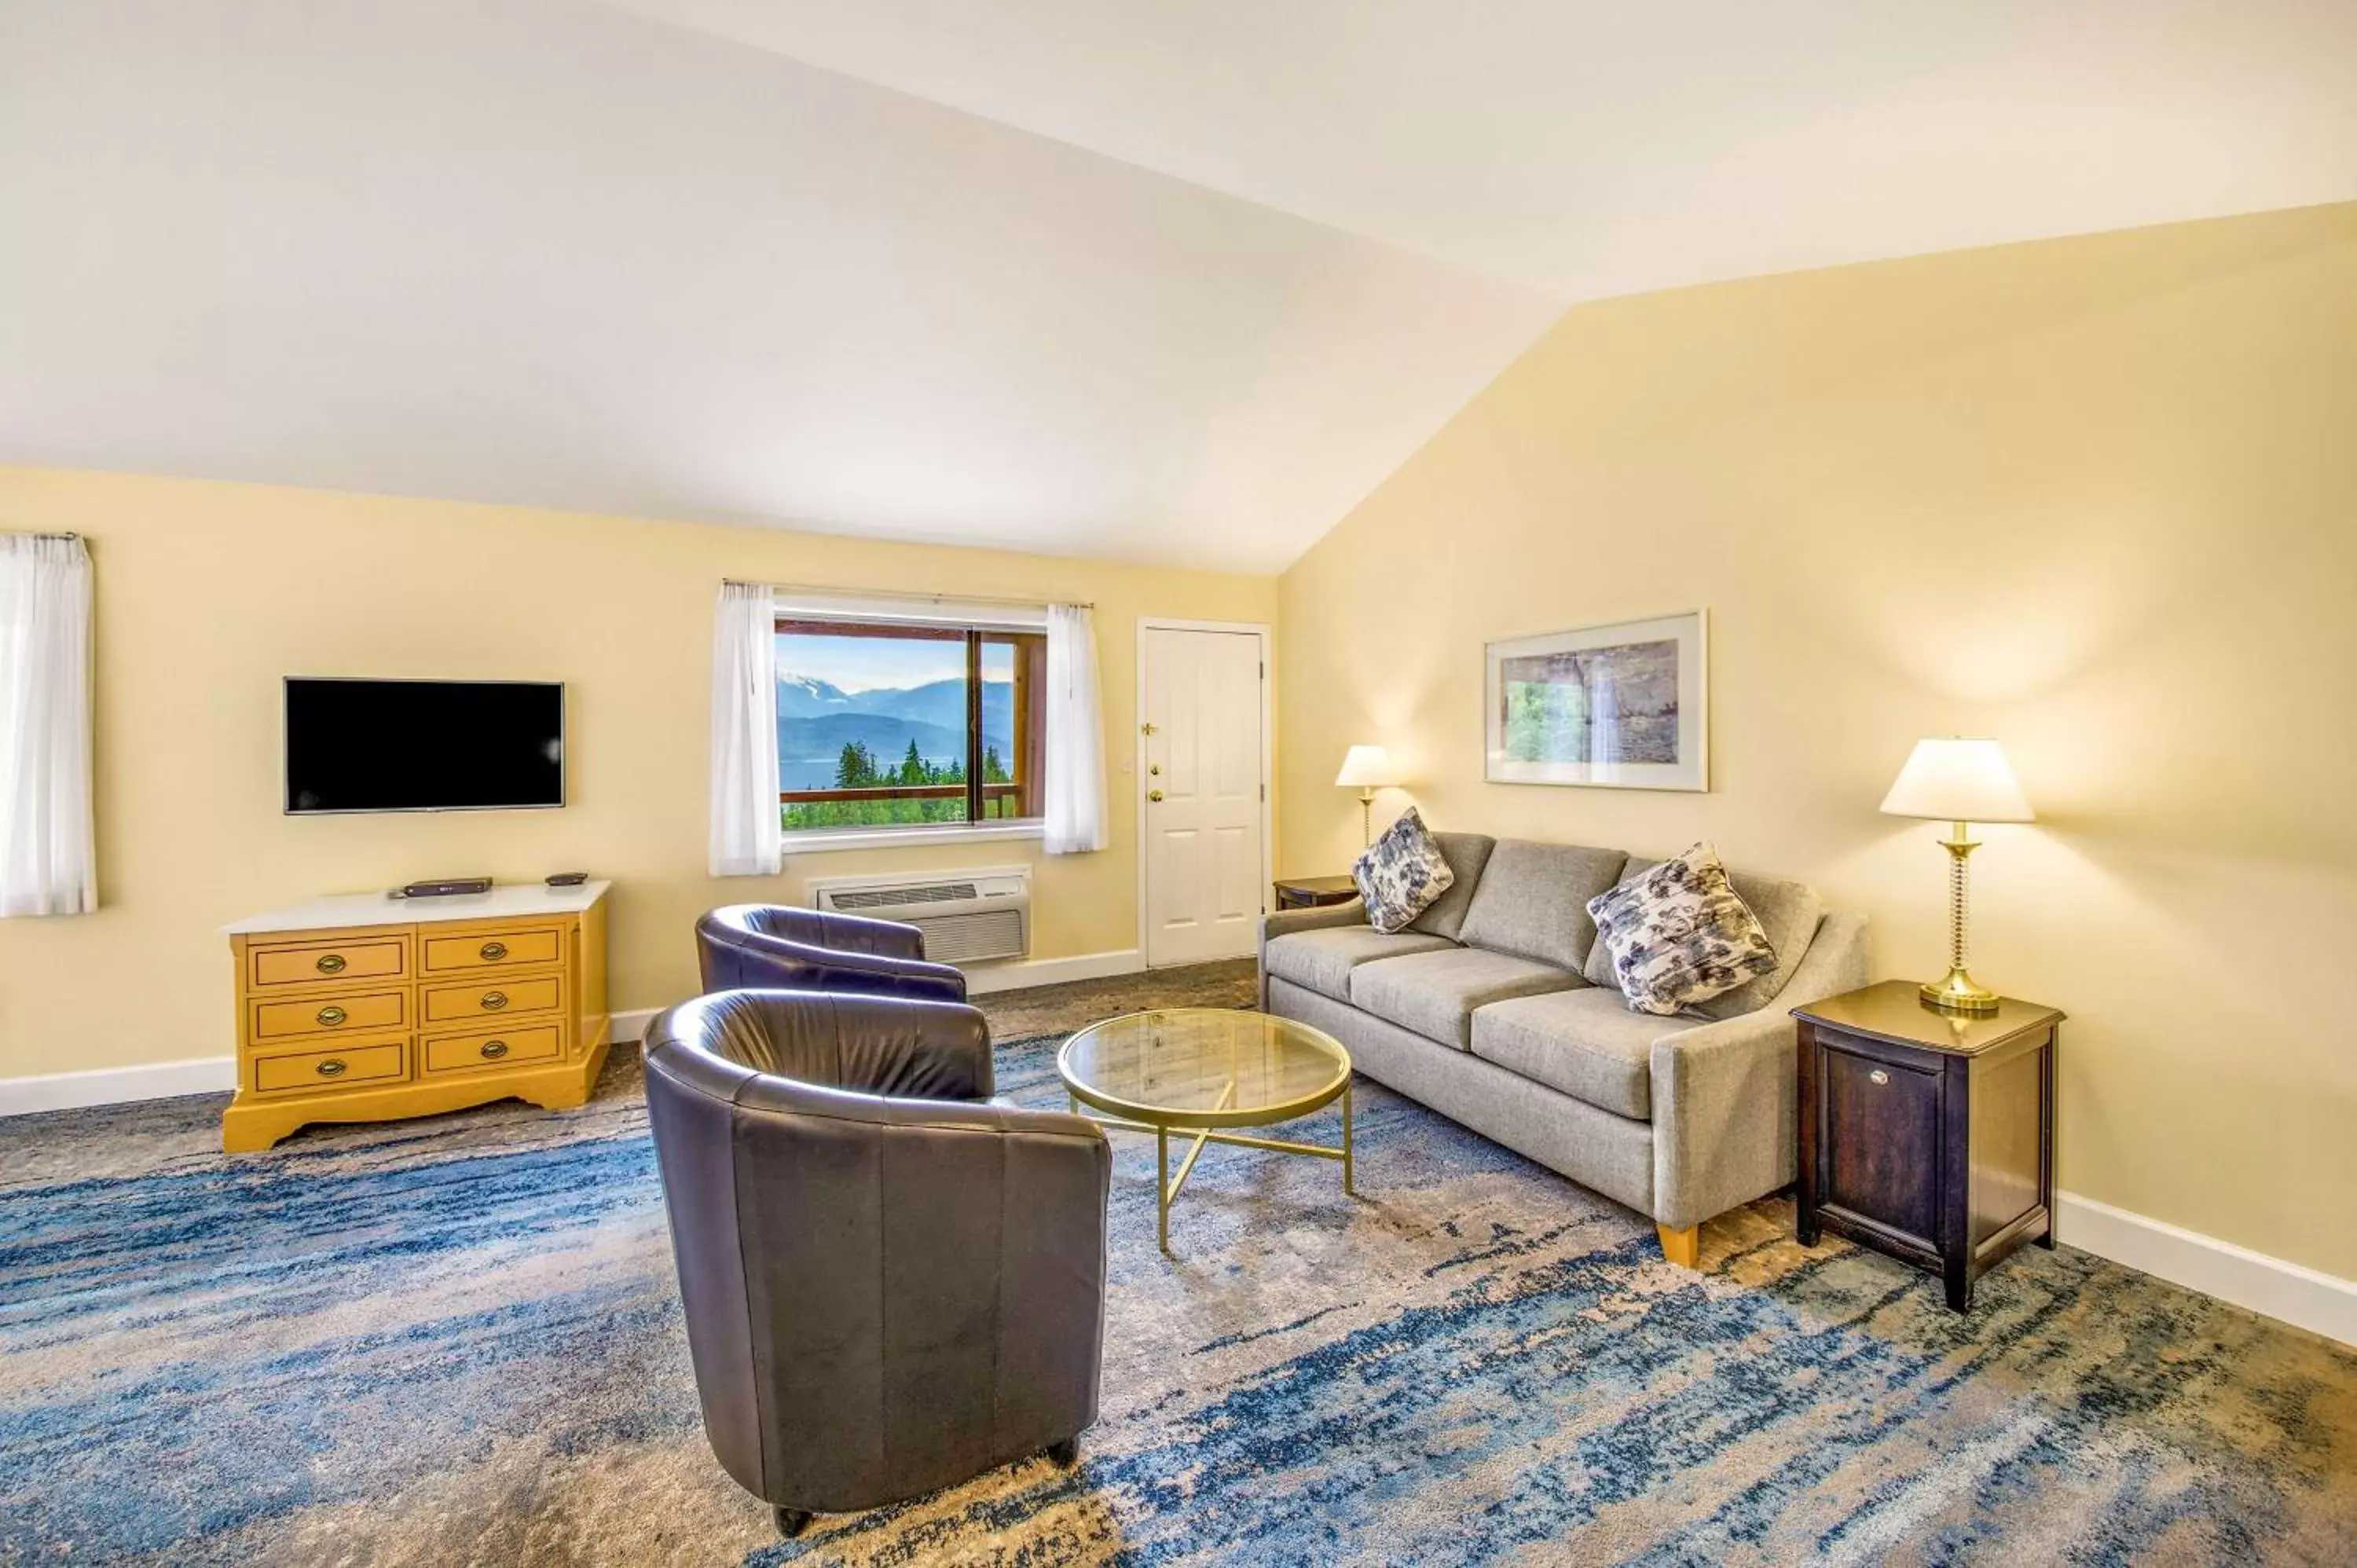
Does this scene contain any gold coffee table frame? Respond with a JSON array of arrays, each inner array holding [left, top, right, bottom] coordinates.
[[1056, 1008, 1354, 1255]]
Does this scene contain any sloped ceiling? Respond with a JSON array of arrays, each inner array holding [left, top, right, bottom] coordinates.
[[625, 0, 2357, 302], [5, 2, 2352, 571]]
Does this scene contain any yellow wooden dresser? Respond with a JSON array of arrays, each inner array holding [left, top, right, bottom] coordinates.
[[219, 881, 611, 1152]]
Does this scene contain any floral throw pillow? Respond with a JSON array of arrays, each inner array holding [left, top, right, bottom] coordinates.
[[1351, 808, 1455, 934], [1585, 842, 1778, 1017]]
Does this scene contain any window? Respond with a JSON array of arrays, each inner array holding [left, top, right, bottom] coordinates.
[[776, 617, 1047, 833]]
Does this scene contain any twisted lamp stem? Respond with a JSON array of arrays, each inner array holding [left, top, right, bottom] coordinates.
[[1948, 827, 1971, 973], [1921, 820, 2000, 1013]]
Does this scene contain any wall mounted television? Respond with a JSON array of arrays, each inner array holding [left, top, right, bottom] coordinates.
[[284, 678, 565, 814]]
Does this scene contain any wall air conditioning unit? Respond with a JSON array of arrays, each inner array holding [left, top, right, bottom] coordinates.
[[808, 865, 1032, 966]]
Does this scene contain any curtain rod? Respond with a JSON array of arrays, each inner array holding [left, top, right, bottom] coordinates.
[[730, 579, 1091, 610], [5, 530, 80, 540]]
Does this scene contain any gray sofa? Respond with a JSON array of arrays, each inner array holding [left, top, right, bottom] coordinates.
[[1259, 833, 1868, 1265]]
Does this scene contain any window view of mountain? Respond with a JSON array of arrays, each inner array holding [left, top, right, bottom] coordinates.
[[776, 674, 1014, 790]]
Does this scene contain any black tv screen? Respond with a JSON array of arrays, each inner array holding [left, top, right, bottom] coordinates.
[[285, 679, 565, 814]]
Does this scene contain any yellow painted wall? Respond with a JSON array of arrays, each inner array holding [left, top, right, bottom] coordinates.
[[1277, 202, 2357, 1278], [0, 469, 1275, 1079]]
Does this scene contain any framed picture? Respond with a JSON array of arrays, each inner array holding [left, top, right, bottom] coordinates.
[[1484, 610, 1708, 791]]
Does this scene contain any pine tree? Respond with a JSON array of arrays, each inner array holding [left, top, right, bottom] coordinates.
[[834, 740, 879, 789], [982, 745, 1008, 784], [900, 738, 926, 786]]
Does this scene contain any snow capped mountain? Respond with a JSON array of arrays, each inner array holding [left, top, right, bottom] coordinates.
[[774, 672, 855, 717], [775, 672, 1016, 789]]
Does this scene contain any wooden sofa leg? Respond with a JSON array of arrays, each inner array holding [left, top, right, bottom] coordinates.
[[1656, 1223, 1701, 1269]]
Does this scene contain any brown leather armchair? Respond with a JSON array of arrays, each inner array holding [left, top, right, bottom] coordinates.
[[642, 988, 1110, 1538], [695, 904, 968, 1002]]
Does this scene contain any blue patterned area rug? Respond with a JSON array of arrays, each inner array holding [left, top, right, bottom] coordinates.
[[4, 1034, 2353, 1566]]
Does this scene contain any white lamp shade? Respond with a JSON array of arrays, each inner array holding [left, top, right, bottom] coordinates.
[[1334, 745, 1398, 789], [1879, 738, 2035, 823]]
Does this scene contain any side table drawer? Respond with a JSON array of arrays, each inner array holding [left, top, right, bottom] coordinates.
[[1819, 1042, 1941, 1250]]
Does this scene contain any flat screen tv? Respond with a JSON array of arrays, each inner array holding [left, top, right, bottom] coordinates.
[[284, 678, 565, 814]]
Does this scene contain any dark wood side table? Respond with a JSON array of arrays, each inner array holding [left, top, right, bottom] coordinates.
[[1273, 874, 1359, 910], [1793, 980, 2063, 1313]]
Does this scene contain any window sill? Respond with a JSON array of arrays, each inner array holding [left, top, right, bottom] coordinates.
[[779, 821, 1046, 855]]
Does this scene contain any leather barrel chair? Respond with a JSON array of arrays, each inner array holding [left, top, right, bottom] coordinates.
[[642, 988, 1111, 1538], [696, 903, 968, 1002]]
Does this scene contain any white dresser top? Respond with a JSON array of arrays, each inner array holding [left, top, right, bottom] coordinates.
[[222, 880, 611, 936]]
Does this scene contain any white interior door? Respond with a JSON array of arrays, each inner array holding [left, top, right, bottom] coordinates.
[[1142, 626, 1266, 967]]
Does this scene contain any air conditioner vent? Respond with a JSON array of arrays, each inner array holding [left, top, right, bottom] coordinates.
[[828, 882, 978, 910], [907, 907, 1027, 965], [809, 866, 1031, 966]]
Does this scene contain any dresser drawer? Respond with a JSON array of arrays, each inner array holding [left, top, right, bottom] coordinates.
[[250, 936, 408, 989], [252, 988, 407, 1042], [421, 973, 563, 1024], [422, 926, 563, 975], [422, 1022, 564, 1076], [251, 1037, 409, 1096]]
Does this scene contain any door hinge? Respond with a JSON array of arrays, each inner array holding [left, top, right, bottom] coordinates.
[[1260, 783, 1266, 801]]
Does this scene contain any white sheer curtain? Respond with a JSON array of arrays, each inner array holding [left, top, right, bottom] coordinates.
[[1042, 603, 1108, 855], [0, 534, 97, 917], [708, 581, 781, 877]]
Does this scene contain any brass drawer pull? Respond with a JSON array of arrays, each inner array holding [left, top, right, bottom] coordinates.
[[317, 1058, 348, 1078], [316, 954, 346, 974], [480, 990, 509, 1011], [1869, 1069, 1890, 1086], [479, 941, 508, 962], [479, 1039, 509, 1060], [316, 1006, 346, 1028]]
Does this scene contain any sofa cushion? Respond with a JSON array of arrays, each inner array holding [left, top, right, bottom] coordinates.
[[1406, 831, 1497, 941], [1587, 843, 1779, 1017], [1350, 807, 1455, 933], [1456, 841, 1629, 971], [1471, 988, 1699, 1119], [1264, 926, 1455, 1002], [1349, 946, 1581, 1050], [1582, 858, 1824, 1019]]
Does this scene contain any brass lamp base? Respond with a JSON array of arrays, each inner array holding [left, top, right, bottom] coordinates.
[[1920, 823, 2001, 1014], [1920, 966, 2000, 1014]]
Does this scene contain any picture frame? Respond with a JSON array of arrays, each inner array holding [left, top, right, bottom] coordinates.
[[1483, 610, 1708, 791]]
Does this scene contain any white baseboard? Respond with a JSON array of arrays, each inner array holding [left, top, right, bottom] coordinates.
[[0, 1056, 238, 1117], [2057, 1190, 2355, 1348], [960, 947, 1144, 995]]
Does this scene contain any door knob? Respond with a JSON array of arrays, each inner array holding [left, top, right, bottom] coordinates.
[[1148, 789, 1164, 802]]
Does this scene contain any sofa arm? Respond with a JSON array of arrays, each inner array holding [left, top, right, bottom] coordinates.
[[1260, 899, 1368, 941], [1258, 899, 1369, 1007], [1648, 910, 1871, 1229]]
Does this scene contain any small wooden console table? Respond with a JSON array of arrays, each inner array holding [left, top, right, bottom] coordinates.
[[219, 882, 611, 1152], [1793, 980, 2062, 1312]]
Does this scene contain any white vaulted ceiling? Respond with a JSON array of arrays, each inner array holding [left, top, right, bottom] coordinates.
[[623, 0, 2357, 302], [5, 1, 2353, 570]]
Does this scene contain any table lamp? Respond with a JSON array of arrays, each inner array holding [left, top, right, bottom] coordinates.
[[1334, 746, 1398, 848], [1879, 738, 2034, 1014]]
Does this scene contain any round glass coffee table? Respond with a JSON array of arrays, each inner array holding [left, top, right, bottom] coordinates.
[[1057, 1008, 1354, 1254]]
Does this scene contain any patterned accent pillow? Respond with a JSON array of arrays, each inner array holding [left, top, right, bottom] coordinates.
[[1585, 842, 1779, 1017], [1351, 808, 1456, 934]]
